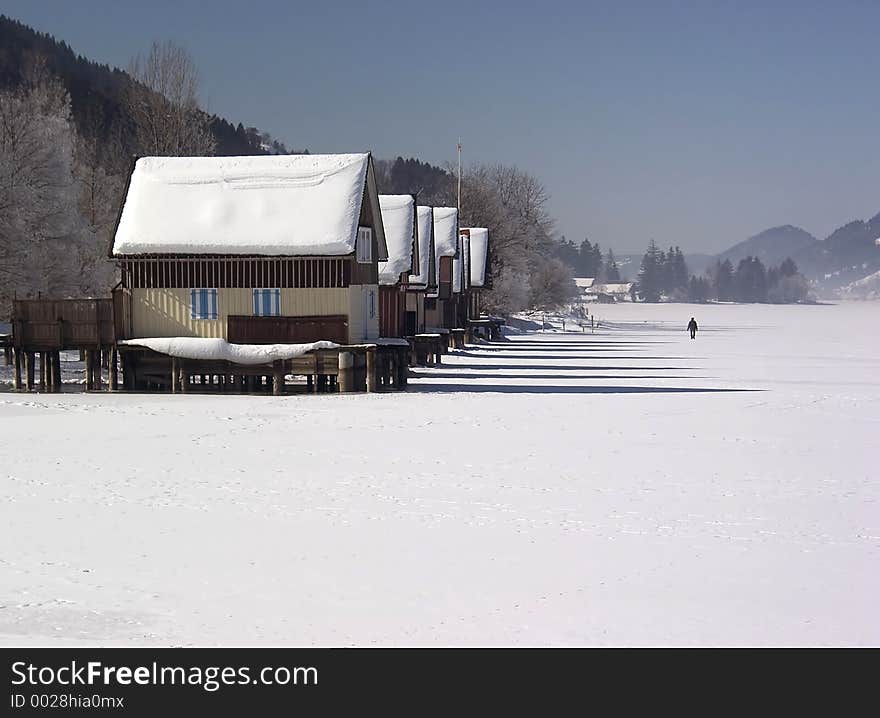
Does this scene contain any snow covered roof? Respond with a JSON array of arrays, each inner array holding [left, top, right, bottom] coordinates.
[[464, 228, 489, 287], [410, 206, 436, 288], [590, 282, 633, 294], [112, 153, 376, 256], [574, 277, 595, 289], [433, 207, 459, 258], [378, 195, 415, 285]]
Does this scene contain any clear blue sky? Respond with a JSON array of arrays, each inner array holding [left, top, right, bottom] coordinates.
[[6, 0, 880, 254]]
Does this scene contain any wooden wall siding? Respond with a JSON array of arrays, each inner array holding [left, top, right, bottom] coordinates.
[[130, 288, 350, 339], [437, 257, 453, 299], [121, 257, 351, 289], [379, 286, 406, 338], [227, 315, 349, 344]]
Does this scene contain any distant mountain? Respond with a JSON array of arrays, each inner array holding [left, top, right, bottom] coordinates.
[[709, 214, 880, 295], [717, 225, 820, 268], [793, 212, 880, 290]]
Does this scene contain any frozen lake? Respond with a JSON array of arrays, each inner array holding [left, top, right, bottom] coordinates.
[[0, 301, 877, 646]]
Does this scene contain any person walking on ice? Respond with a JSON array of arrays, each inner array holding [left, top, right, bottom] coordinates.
[[687, 317, 698, 339]]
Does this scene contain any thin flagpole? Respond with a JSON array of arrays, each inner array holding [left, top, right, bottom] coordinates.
[[457, 137, 462, 213]]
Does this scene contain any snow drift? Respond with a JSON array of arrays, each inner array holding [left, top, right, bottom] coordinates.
[[118, 337, 338, 364]]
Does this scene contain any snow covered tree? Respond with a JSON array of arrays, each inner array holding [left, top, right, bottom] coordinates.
[[0, 68, 95, 308], [528, 255, 579, 312]]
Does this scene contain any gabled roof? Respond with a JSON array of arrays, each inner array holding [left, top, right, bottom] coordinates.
[[112, 153, 381, 257], [464, 227, 489, 287], [378, 194, 415, 286], [410, 206, 436, 289], [432, 207, 459, 258]]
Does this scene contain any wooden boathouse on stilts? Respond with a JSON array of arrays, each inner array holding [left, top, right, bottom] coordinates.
[[105, 152, 405, 394], [375, 193, 419, 388], [406, 205, 444, 366], [460, 227, 503, 341], [423, 206, 459, 352]]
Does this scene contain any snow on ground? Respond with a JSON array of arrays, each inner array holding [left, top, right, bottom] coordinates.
[[0, 302, 877, 646]]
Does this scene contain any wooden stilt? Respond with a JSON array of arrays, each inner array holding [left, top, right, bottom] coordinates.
[[338, 352, 354, 393], [13, 348, 22, 391], [54, 350, 63, 392], [366, 347, 377, 393], [38, 352, 46, 392], [180, 366, 189, 393], [109, 348, 118, 391], [171, 358, 178, 393], [272, 360, 284, 396], [85, 350, 94, 390], [93, 350, 102, 391], [25, 352, 35, 391], [45, 352, 54, 392]]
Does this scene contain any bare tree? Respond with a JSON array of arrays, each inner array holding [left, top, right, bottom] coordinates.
[[457, 163, 562, 314], [126, 40, 215, 157]]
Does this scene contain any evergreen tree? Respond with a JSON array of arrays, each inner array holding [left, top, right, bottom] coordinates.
[[592, 242, 604, 281], [711, 259, 734, 301], [779, 257, 798, 277], [733, 256, 768, 302], [578, 238, 594, 276], [635, 240, 662, 302], [604, 249, 621, 282]]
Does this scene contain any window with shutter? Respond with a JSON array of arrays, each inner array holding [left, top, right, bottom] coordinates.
[[253, 288, 281, 316], [190, 288, 218, 320]]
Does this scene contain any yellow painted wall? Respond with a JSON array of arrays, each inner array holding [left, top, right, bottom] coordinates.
[[131, 288, 350, 339]]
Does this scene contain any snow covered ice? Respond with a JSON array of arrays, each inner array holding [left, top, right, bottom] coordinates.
[[0, 302, 877, 646]]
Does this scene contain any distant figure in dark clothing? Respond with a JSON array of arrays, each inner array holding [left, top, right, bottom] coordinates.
[[687, 317, 698, 339]]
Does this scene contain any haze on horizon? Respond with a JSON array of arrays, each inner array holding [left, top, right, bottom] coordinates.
[[6, 0, 879, 255]]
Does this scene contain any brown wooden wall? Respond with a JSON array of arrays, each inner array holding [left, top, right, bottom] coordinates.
[[227, 315, 349, 344], [379, 286, 406, 338], [120, 257, 351, 289]]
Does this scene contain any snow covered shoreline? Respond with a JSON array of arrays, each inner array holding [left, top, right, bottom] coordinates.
[[0, 302, 877, 646]]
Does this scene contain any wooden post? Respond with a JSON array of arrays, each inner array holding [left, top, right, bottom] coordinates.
[[366, 346, 377, 393], [171, 358, 178, 394], [45, 352, 55, 393], [13, 349, 22, 391], [396, 348, 408, 389], [108, 348, 118, 391], [272, 360, 284, 396], [54, 350, 62, 392], [38, 352, 46, 392], [84, 350, 92, 391], [25, 352, 35, 391], [338, 351, 354, 393], [93, 350, 102, 391], [180, 365, 189, 393]]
